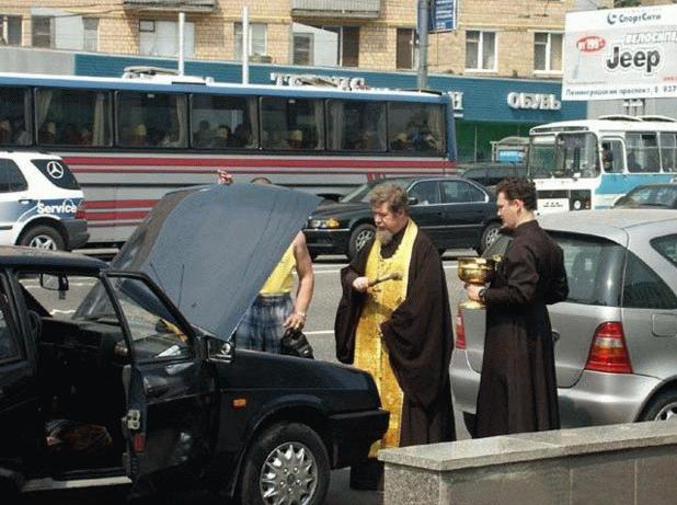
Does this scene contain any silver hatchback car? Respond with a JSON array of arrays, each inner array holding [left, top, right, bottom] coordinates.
[[451, 209, 677, 432]]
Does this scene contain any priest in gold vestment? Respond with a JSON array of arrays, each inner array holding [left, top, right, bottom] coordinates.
[[334, 183, 456, 490]]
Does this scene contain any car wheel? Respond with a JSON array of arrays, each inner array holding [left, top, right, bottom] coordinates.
[[478, 222, 501, 254], [19, 225, 65, 251], [239, 422, 330, 505], [639, 389, 677, 422], [348, 223, 375, 260]]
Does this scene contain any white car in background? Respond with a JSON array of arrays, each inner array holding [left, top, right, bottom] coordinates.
[[0, 151, 88, 250]]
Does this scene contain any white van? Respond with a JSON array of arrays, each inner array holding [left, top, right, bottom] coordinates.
[[0, 152, 88, 250]]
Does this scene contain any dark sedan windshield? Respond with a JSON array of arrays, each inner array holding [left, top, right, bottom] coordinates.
[[340, 179, 412, 203]]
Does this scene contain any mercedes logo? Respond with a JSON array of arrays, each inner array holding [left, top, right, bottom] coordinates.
[[46, 161, 64, 179]]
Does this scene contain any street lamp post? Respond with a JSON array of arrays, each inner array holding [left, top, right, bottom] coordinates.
[[417, 0, 430, 90]]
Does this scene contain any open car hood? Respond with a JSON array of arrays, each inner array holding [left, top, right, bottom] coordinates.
[[109, 184, 320, 341]]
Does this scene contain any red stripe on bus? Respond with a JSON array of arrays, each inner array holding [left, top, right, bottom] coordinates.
[[86, 211, 149, 221], [64, 156, 453, 169], [85, 199, 158, 209]]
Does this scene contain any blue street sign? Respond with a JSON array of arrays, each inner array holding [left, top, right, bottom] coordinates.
[[430, 0, 457, 33]]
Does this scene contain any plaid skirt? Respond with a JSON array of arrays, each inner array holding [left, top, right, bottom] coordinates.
[[234, 294, 293, 353]]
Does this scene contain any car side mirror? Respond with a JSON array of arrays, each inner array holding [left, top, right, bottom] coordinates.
[[206, 336, 234, 363], [40, 273, 69, 292], [408, 196, 419, 206]]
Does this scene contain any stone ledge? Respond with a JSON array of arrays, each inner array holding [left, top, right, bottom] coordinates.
[[379, 421, 677, 471]]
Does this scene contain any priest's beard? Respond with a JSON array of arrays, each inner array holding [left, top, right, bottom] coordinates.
[[376, 229, 394, 246]]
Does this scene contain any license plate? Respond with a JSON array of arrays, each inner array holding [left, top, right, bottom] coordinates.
[[538, 198, 569, 214]]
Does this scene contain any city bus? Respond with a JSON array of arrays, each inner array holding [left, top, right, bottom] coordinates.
[[0, 70, 457, 245], [527, 116, 677, 214]]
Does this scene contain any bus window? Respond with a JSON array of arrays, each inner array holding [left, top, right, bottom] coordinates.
[[190, 95, 257, 149], [35, 89, 111, 147], [0, 87, 31, 146], [601, 139, 624, 173], [555, 132, 599, 178], [326, 100, 386, 152], [660, 132, 677, 172], [260, 97, 324, 151], [626, 132, 659, 173], [388, 103, 445, 154], [117, 92, 188, 148]]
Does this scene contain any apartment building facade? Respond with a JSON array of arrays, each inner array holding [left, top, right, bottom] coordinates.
[[0, 0, 618, 78]]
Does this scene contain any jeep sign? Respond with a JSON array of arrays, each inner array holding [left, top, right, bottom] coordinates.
[[562, 4, 677, 101]]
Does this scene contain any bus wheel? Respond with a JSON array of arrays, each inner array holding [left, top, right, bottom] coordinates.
[[19, 225, 65, 251], [348, 224, 375, 260]]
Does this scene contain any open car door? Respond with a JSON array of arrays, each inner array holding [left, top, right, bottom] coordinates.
[[103, 271, 217, 497]]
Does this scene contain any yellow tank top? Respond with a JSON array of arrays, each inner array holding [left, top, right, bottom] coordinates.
[[260, 244, 296, 295]]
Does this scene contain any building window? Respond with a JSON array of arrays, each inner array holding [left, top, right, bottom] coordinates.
[[319, 26, 359, 67], [234, 23, 267, 59], [396, 28, 416, 70], [83, 18, 98, 52], [0, 15, 22, 45], [293, 33, 313, 66], [32, 15, 53, 48], [139, 20, 195, 57], [534, 32, 562, 72], [465, 30, 496, 71]]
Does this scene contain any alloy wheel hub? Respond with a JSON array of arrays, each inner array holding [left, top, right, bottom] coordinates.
[[260, 442, 317, 505]]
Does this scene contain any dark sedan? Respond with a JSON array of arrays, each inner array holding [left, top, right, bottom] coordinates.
[[304, 177, 501, 259], [613, 183, 677, 209]]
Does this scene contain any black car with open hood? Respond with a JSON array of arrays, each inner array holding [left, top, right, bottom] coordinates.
[[0, 184, 388, 504]]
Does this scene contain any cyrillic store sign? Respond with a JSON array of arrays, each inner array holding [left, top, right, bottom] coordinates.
[[507, 92, 561, 111], [562, 4, 677, 101]]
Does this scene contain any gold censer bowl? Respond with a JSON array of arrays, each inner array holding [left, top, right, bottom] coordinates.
[[458, 257, 496, 310]]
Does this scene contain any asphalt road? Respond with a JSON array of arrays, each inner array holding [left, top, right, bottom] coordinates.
[[21, 251, 474, 505]]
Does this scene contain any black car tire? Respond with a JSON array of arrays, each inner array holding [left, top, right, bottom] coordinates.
[[19, 225, 66, 251], [239, 422, 330, 505], [348, 223, 375, 260], [638, 389, 677, 421], [478, 222, 501, 254]]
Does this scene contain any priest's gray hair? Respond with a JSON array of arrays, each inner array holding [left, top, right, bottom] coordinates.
[[370, 183, 410, 215]]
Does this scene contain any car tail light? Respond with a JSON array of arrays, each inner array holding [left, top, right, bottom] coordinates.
[[585, 322, 633, 374], [75, 201, 86, 220], [455, 309, 466, 350]]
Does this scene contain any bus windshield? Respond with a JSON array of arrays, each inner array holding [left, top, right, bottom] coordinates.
[[553, 132, 599, 179], [527, 136, 556, 178]]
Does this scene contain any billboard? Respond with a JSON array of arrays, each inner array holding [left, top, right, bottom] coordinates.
[[562, 4, 677, 101]]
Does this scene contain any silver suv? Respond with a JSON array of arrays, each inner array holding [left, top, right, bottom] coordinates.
[[451, 209, 677, 432]]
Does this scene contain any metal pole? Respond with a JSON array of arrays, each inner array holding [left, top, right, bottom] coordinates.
[[417, 0, 430, 90], [242, 6, 250, 85], [178, 12, 185, 76]]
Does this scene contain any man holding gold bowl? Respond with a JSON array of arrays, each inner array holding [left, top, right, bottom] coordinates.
[[464, 177, 568, 438], [335, 183, 455, 490]]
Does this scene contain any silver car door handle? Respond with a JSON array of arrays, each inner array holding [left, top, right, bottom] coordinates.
[[18, 199, 34, 205]]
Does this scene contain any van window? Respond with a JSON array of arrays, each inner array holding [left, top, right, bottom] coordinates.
[[0, 86, 32, 146], [260, 97, 324, 151], [326, 100, 386, 152], [650, 234, 677, 268], [0, 159, 28, 192], [623, 251, 677, 309], [190, 95, 257, 149], [551, 233, 624, 306], [117, 92, 188, 148], [30, 159, 80, 190]]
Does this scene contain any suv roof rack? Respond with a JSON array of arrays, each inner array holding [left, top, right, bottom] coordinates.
[[597, 114, 643, 122]]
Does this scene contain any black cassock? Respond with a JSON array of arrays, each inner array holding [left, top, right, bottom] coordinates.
[[476, 220, 568, 438], [335, 227, 456, 447]]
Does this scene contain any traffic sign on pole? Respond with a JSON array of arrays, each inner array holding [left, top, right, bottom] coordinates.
[[429, 0, 458, 33]]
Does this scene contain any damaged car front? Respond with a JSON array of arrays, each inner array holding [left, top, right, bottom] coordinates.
[[4, 183, 389, 504]]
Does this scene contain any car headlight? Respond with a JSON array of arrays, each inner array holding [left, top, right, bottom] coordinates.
[[309, 218, 341, 229]]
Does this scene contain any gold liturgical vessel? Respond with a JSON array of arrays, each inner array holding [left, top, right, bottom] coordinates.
[[458, 257, 496, 309]]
